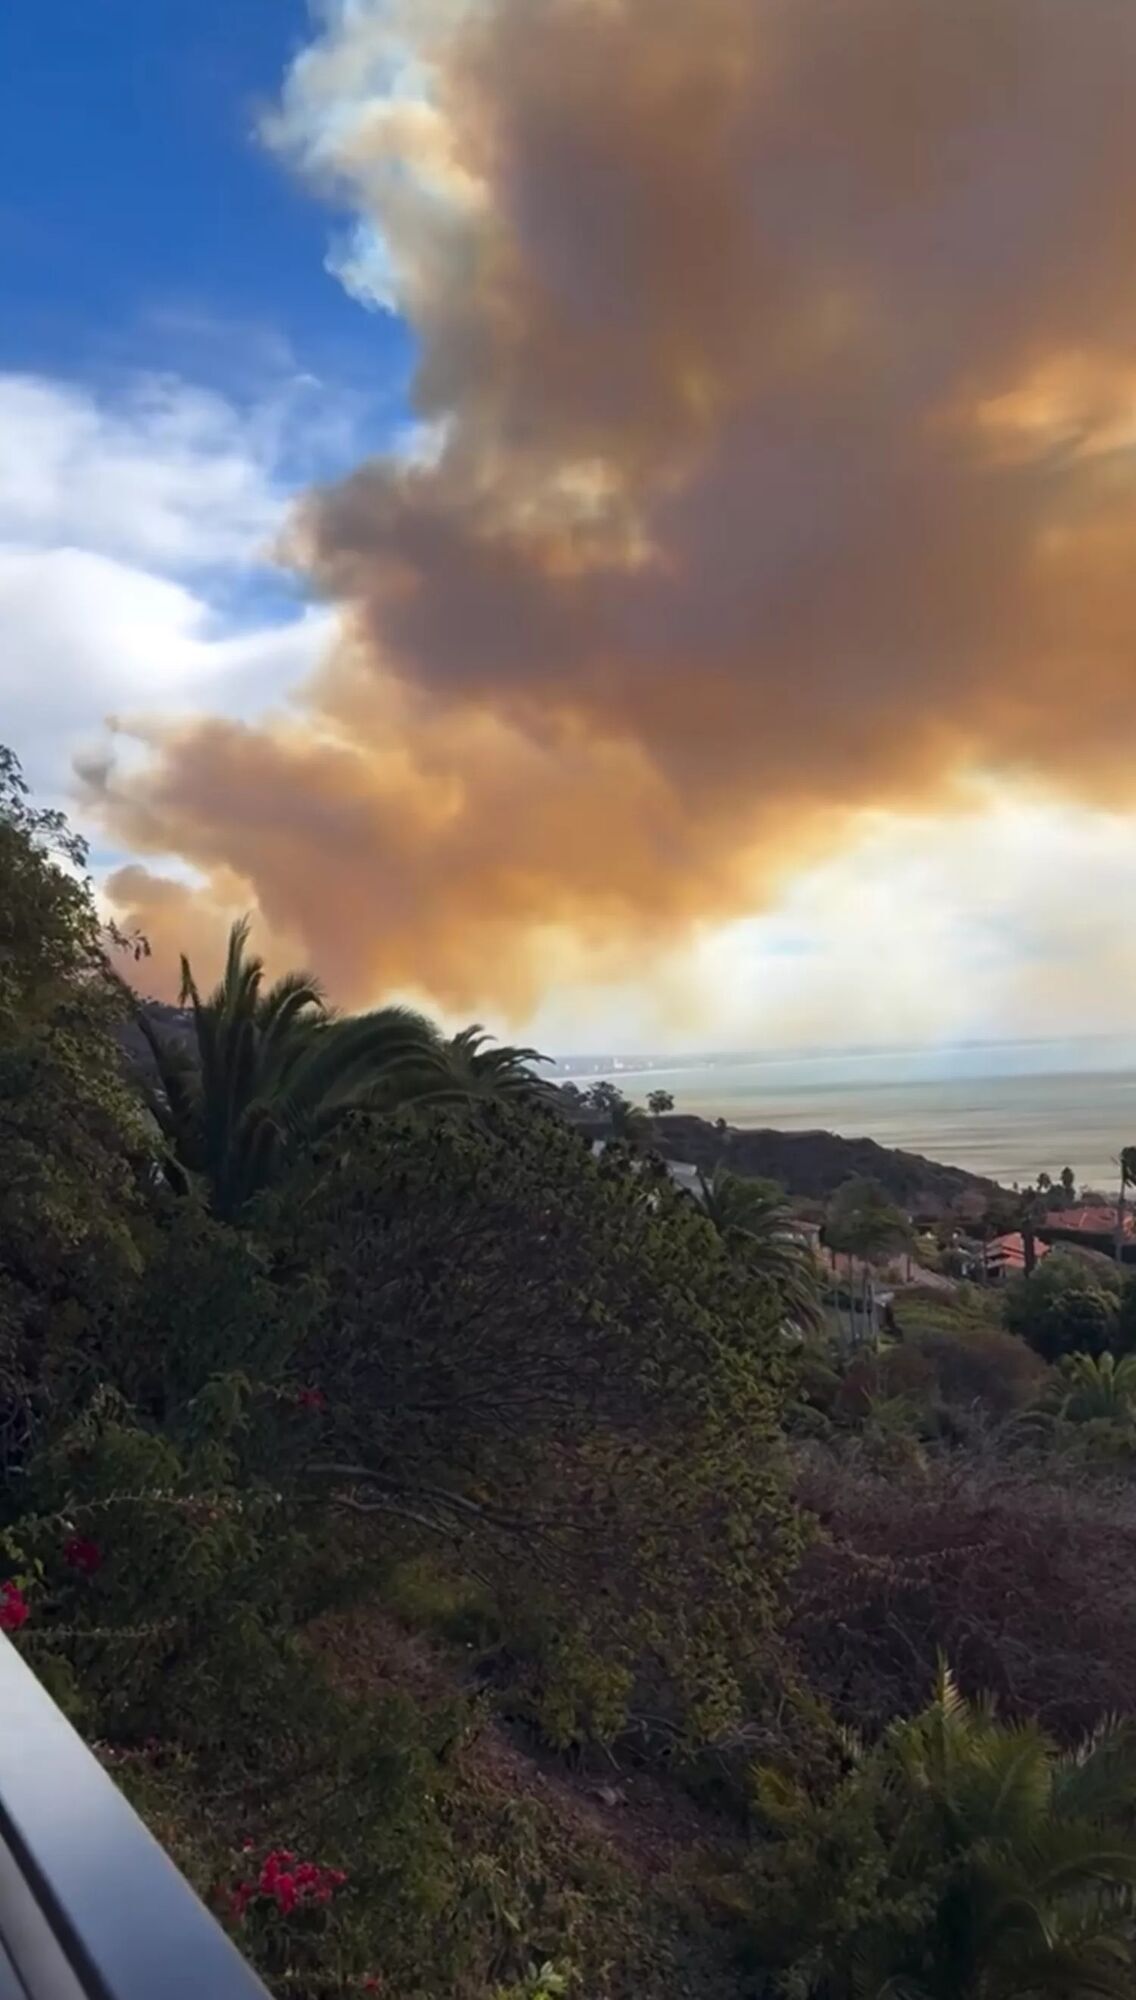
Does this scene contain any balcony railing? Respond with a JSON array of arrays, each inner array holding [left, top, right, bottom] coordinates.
[[0, 1632, 271, 1998]]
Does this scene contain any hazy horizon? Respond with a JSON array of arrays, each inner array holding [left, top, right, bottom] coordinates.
[[553, 1037, 1136, 1191]]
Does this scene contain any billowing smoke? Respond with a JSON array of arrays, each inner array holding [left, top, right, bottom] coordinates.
[[92, 0, 1136, 1012]]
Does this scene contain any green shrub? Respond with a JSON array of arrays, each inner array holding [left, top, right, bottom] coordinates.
[[748, 1668, 1136, 2000], [1003, 1252, 1120, 1361]]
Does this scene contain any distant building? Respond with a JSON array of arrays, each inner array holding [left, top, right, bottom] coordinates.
[[984, 1232, 1051, 1282], [1038, 1206, 1136, 1263]]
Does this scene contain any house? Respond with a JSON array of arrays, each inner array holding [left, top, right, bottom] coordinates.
[[984, 1232, 1051, 1282], [1037, 1206, 1136, 1263]]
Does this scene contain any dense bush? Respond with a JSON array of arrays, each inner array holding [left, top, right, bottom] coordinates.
[[791, 1448, 1136, 1739], [1003, 1252, 1120, 1361], [836, 1316, 1049, 1431], [268, 1105, 803, 1745], [747, 1668, 1136, 1999]]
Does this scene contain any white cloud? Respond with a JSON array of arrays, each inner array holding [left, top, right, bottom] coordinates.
[[0, 373, 291, 572], [0, 369, 333, 801]]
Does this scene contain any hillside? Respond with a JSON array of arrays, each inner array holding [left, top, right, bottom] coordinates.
[[655, 1112, 998, 1209]]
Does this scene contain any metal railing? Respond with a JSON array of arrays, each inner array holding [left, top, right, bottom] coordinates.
[[0, 1634, 271, 1999]]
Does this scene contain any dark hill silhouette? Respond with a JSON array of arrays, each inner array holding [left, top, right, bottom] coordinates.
[[655, 1113, 997, 1211]]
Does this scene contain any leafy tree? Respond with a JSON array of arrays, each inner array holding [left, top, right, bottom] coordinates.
[[267, 1104, 801, 1741], [584, 1081, 624, 1112], [0, 746, 119, 1024], [697, 1165, 822, 1332], [647, 1088, 675, 1117], [1004, 1252, 1119, 1362], [129, 918, 444, 1220], [825, 1177, 911, 1338], [826, 1178, 911, 1265], [751, 1665, 1136, 2000], [1061, 1164, 1077, 1204], [0, 749, 151, 1458]]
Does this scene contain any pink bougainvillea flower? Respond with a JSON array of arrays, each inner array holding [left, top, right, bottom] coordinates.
[[0, 1582, 29, 1632], [64, 1536, 103, 1576]]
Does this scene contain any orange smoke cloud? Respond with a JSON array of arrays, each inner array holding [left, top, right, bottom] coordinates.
[[90, 0, 1136, 1011]]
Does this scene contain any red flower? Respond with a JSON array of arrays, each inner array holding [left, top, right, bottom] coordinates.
[[245, 1847, 346, 1918], [0, 1582, 28, 1632], [272, 1872, 298, 1915], [64, 1536, 103, 1576], [295, 1387, 326, 1413], [229, 1880, 255, 1921]]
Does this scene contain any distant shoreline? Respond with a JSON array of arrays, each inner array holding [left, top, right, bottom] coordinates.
[[559, 1049, 1136, 1194]]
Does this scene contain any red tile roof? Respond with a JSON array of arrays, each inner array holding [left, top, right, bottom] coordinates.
[[1042, 1206, 1135, 1238], [987, 1233, 1051, 1270]]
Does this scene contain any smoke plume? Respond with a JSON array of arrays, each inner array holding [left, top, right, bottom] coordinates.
[[92, 0, 1136, 1011]]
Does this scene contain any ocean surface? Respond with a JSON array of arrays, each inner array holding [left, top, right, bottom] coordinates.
[[561, 1038, 1136, 1191]]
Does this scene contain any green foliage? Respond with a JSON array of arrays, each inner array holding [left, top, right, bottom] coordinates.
[[0, 745, 113, 1023], [824, 1178, 911, 1265], [888, 1293, 1051, 1420], [443, 1026, 558, 1107], [1053, 1350, 1136, 1426], [584, 1081, 653, 1146], [269, 1103, 802, 1743], [698, 1166, 823, 1333], [0, 746, 152, 1459], [131, 916, 445, 1219], [749, 1667, 1136, 1999], [1004, 1252, 1119, 1362]]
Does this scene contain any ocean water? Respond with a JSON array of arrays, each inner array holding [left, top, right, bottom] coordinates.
[[563, 1038, 1136, 1191]]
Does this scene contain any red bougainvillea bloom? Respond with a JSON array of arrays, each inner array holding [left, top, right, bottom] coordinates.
[[0, 1582, 29, 1632], [64, 1536, 103, 1576], [229, 1881, 255, 1921], [251, 1848, 347, 1917], [295, 1387, 326, 1413]]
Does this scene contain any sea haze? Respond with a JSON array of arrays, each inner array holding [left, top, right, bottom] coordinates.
[[553, 1038, 1136, 1191]]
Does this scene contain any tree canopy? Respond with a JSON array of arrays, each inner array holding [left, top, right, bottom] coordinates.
[[268, 1103, 802, 1738]]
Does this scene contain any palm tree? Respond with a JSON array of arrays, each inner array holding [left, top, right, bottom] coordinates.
[[129, 918, 444, 1220], [1055, 1350, 1136, 1426], [756, 1666, 1136, 2000], [440, 1025, 557, 1107], [647, 1088, 675, 1119], [697, 1165, 823, 1332]]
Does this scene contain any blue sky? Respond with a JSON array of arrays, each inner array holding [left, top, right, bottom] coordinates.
[[0, 0, 412, 404]]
